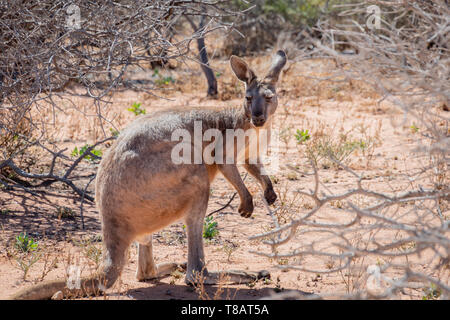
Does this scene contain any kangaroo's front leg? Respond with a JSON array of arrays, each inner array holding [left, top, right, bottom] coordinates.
[[244, 162, 277, 205], [217, 164, 254, 218]]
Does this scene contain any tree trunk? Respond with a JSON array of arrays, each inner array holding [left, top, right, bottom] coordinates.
[[186, 15, 218, 97]]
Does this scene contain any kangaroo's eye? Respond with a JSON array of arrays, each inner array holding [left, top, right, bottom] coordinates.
[[246, 96, 252, 102], [264, 89, 274, 100]]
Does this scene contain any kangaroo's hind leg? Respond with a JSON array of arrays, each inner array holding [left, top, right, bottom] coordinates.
[[136, 234, 182, 281], [78, 222, 133, 295], [183, 177, 270, 286], [184, 188, 210, 284]]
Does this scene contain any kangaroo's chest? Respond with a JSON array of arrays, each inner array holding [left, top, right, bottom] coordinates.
[[232, 127, 272, 163]]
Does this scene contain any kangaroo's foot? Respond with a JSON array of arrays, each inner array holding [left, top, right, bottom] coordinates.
[[264, 187, 277, 205], [185, 269, 270, 286], [238, 197, 254, 218], [136, 262, 185, 282]]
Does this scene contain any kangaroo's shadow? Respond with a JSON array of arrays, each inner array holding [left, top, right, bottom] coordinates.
[[125, 281, 316, 300]]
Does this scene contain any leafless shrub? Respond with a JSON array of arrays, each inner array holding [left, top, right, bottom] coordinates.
[[254, 0, 449, 299]]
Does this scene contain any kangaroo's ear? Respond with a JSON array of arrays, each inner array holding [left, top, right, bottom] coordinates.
[[264, 50, 287, 85], [230, 55, 256, 85]]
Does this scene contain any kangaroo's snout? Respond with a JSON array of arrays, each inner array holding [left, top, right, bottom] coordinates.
[[251, 114, 266, 127]]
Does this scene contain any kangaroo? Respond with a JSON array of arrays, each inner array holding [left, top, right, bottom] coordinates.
[[10, 50, 287, 299]]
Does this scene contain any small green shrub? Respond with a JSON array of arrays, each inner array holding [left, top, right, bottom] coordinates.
[[109, 128, 120, 137], [71, 144, 102, 162], [295, 129, 311, 144], [304, 132, 373, 169], [410, 123, 419, 133], [203, 216, 219, 240], [15, 232, 38, 253], [155, 76, 175, 86], [181, 218, 219, 240], [233, 0, 334, 27], [422, 283, 441, 300], [152, 69, 175, 86], [127, 102, 146, 116], [262, 0, 325, 26]]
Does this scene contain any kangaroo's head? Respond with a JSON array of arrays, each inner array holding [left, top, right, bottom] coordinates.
[[230, 50, 287, 127]]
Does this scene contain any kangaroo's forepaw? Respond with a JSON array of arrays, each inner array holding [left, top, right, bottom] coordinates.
[[238, 199, 254, 218], [264, 188, 277, 205]]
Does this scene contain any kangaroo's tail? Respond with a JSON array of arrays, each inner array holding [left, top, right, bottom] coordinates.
[[8, 261, 124, 300], [8, 273, 109, 300], [10, 220, 130, 299], [9, 279, 67, 300]]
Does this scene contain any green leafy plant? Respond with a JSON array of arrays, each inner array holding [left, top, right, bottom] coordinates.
[[155, 76, 175, 86], [410, 123, 419, 133], [295, 129, 311, 144], [152, 68, 175, 86], [260, 0, 332, 27], [422, 283, 441, 300], [11, 233, 58, 283], [110, 128, 120, 137], [10, 232, 43, 280], [71, 144, 103, 162], [203, 216, 219, 240], [304, 132, 370, 169], [15, 232, 38, 253], [152, 68, 160, 77], [127, 102, 146, 116]]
